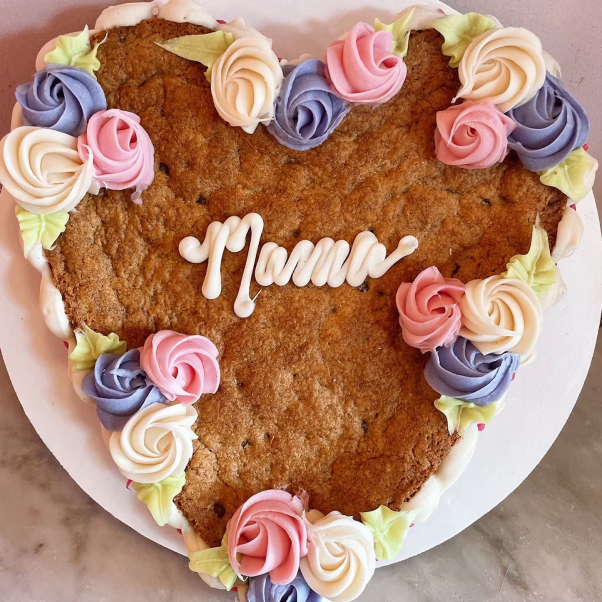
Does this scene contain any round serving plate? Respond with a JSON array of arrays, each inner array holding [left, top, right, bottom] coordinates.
[[0, 0, 600, 591]]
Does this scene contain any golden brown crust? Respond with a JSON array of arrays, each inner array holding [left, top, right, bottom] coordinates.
[[46, 21, 566, 546]]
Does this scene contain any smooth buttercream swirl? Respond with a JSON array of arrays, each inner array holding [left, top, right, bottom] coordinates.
[[435, 101, 515, 169], [396, 266, 465, 353], [0, 126, 94, 214], [459, 275, 543, 356], [455, 27, 547, 113], [227, 490, 308, 585], [325, 22, 407, 105], [552, 205, 584, 261], [16, 64, 106, 137], [507, 73, 590, 172], [538, 147, 598, 202], [300, 510, 375, 602], [140, 330, 220, 405], [81, 348, 167, 431], [267, 59, 350, 151], [424, 336, 519, 405], [78, 109, 155, 203], [109, 401, 197, 483], [247, 572, 322, 602], [211, 36, 283, 134]]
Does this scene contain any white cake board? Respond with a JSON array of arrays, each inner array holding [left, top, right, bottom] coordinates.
[[0, 0, 600, 588]]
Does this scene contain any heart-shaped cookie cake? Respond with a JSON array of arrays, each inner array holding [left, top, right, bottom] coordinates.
[[1, 1, 596, 600]]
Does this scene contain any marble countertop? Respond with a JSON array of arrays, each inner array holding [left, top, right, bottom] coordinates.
[[0, 1, 601, 601]]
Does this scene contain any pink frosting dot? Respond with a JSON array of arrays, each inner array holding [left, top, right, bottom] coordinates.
[[78, 109, 155, 204], [477, 423, 486, 431], [325, 22, 407, 105], [396, 267, 465, 353], [435, 102, 516, 169], [140, 330, 220, 405], [227, 490, 308, 585]]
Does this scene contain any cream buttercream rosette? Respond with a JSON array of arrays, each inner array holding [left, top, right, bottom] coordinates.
[[211, 36, 283, 134], [455, 27, 547, 113], [459, 275, 543, 356], [0, 126, 94, 214], [300, 510, 376, 602], [109, 402, 198, 483]]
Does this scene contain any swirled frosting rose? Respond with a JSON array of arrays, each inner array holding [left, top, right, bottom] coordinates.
[[396, 266, 465, 353], [81, 349, 167, 431], [15, 64, 106, 137], [267, 59, 350, 151], [247, 572, 322, 602], [0, 126, 93, 214], [109, 401, 197, 483], [140, 330, 220, 405], [435, 102, 516, 169], [211, 36, 283, 134], [455, 27, 547, 113], [507, 74, 590, 172], [227, 490, 308, 585], [77, 109, 154, 203], [300, 510, 375, 602], [325, 22, 407, 105], [424, 336, 520, 405], [459, 275, 543, 356]]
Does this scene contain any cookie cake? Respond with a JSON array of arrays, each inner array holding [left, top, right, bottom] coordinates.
[[0, 0, 597, 600]]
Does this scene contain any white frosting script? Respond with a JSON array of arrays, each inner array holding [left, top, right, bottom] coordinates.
[[179, 213, 419, 317]]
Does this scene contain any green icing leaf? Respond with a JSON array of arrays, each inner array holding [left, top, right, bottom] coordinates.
[[15, 205, 69, 258], [44, 26, 104, 78], [374, 8, 415, 58], [539, 148, 599, 203], [434, 396, 499, 435], [360, 505, 416, 561], [432, 12, 497, 68], [502, 224, 556, 297], [69, 324, 127, 371], [189, 534, 238, 591], [132, 474, 186, 526], [155, 31, 234, 82]]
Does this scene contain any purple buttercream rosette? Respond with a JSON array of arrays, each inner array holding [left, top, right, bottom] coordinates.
[[506, 73, 590, 172], [15, 64, 106, 137], [267, 58, 350, 151], [247, 573, 322, 602], [81, 349, 167, 431], [424, 337, 520, 406]]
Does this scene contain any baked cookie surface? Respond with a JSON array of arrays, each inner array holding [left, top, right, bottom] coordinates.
[[46, 20, 565, 545]]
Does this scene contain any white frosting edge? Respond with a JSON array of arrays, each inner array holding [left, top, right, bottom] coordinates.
[[552, 205, 584, 261], [95, 0, 217, 31]]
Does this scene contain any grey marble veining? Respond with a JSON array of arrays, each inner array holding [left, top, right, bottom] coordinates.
[[1, 333, 600, 602]]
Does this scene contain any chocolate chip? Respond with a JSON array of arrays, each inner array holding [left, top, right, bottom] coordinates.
[[481, 198, 492, 206], [241, 440, 250, 450], [292, 229, 301, 238], [196, 194, 207, 205], [357, 282, 369, 293], [213, 503, 226, 518], [119, 35, 126, 43], [377, 290, 385, 297], [361, 420, 368, 433], [158, 162, 169, 175], [264, 432, 271, 440], [452, 263, 461, 277]]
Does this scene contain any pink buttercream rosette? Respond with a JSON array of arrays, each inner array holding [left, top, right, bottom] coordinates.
[[325, 22, 407, 105], [139, 330, 220, 405], [78, 108, 155, 204], [227, 490, 308, 585], [435, 102, 516, 169], [396, 267, 465, 353]]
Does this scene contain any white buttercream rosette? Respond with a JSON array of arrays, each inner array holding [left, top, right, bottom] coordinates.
[[211, 36, 283, 134], [0, 126, 94, 214], [460, 275, 543, 356], [455, 27, 547, 112], [300, 509, 376, 602], [109, 401, 198, 483]]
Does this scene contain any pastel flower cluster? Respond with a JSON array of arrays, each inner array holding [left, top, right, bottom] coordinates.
[[431, 12, 596, 200], [0, 29, 157, 235], [69, 327, 220, 484]]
